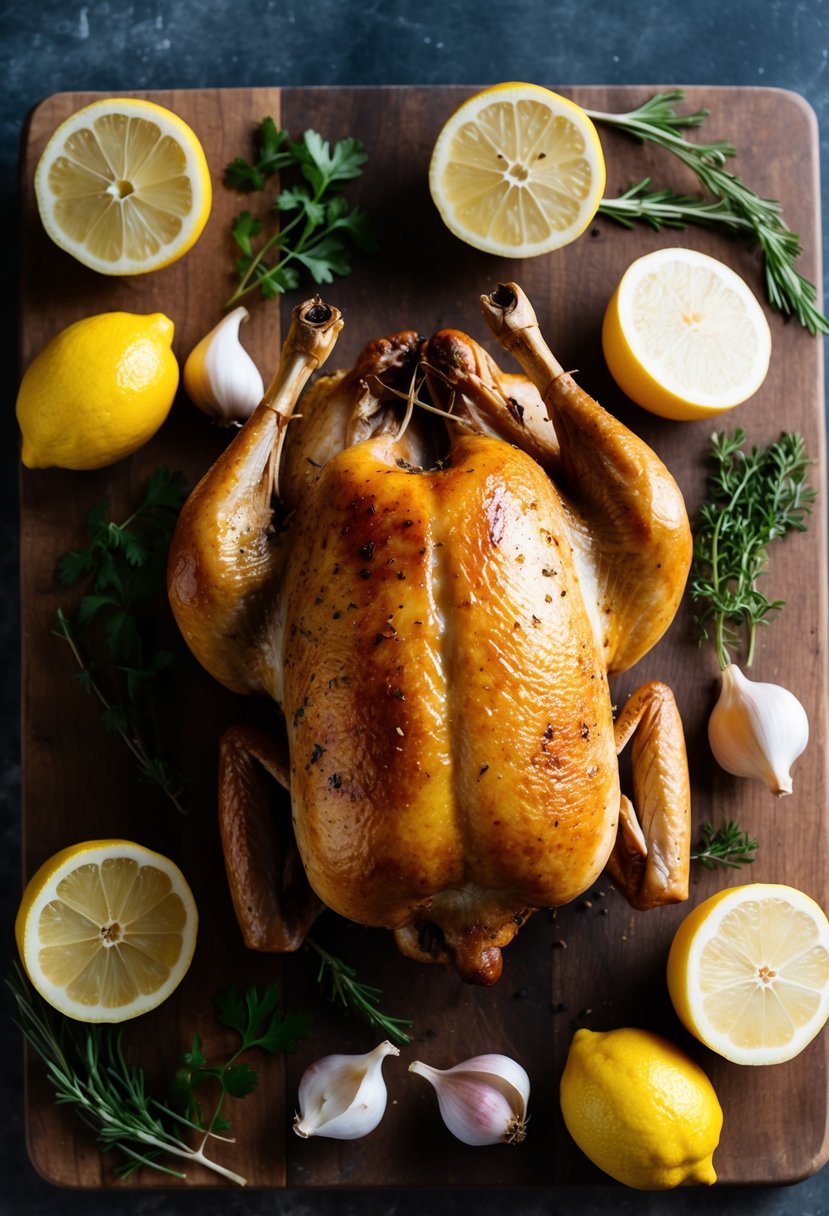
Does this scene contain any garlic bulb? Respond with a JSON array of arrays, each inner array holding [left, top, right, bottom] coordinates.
[[708, 663, 809, 796], [293, 1040, 399, 1140], [183, 306, 264, 424], [409, 1053, 530, 1145]]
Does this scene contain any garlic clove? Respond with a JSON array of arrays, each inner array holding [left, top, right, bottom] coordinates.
[[708, 663, 809, 797], [409, 1053, 530, 1146], [183, 306, 264, 425], [293, 1040, 399, 1140]]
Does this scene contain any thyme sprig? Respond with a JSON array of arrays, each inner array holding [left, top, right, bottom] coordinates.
[[306, 937, 413, 1045], [55, 466, 189, 812], [690, 429, 816, 669], [691, 820, 759, 870], [7, 965, 310, 1186], [589, 90, 828, 334]]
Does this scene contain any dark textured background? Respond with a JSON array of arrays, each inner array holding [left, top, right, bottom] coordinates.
[[3, 0, 829, 1212]]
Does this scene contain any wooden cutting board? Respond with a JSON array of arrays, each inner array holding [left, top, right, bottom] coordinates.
[[18, 85, 828, 1190]]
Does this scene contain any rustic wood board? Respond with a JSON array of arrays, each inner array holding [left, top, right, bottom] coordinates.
[[18, 85, 828, 1190]]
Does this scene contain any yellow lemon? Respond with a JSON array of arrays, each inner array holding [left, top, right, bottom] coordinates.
[[17, 310, 179, 469], [667, 883, 829, 1066], [429, 82, 606, 258], [35, 97, 212, 275], [16, 839, 198, 1022], [559, 1027, 722, 1189], [602, 246, 772, 420]]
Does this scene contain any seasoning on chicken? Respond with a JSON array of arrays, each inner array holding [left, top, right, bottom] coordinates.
[[168, 286, 693, 985]]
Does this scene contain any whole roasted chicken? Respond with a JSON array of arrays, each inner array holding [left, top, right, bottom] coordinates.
[[168, 285, 692, 985]]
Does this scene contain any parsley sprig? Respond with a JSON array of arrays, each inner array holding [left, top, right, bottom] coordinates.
[[54, 467, 189, 811], [8, 965, 310, 1186], [306, 937, 413, 1046], [691, 820, 759, 870], [224, 119, 375, 307], [589, 90, 829, 334], [690, 429, 816, 669]]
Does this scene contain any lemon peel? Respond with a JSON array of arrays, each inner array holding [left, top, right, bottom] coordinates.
[[667, 883, 829, 1065], [17, 310, 179, 470], [602, 246, 771, 420], [560, 1026, 722, 1189], [16, 839, 198, 1023], [429, 82, 606, 258], [35, 97, 212, 276]]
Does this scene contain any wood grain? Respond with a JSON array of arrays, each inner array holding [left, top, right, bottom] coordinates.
[[19, 85, 828, 1189]]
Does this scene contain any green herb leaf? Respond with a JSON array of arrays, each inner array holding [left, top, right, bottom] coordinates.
[[224, 122, 373, 308], [690, 429, 816, 668], [589, 91, 829, 334], [691, 820, 759, 869], [306, 937, 412, 1045], [221, 1063, 259, 1099]]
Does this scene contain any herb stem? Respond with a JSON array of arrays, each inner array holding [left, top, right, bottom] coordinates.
[[306, 936, 413, 1045]]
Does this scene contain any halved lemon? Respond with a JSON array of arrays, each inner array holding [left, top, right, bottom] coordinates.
[[667, 883, 829, 1065], [35, 97, 212, 275], [602, 247, 772, 420], [16, 839, 198, 1022], [429, 82, 606, 258]]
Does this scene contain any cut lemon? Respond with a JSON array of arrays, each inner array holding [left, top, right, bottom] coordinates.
[[667, 883, 829, 1065], [429, 82, 606, 258], [602, 247, 772, 420], [35, 97, 212, 275], [16, 840, 198, 1022]]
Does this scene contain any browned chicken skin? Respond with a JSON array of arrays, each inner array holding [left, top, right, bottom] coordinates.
[[168, 287, 693, 985]]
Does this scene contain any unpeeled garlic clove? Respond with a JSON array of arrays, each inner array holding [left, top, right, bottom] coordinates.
[[408, 1053, 530, 1146], [183, 306, 264, 425], [293, 1040, 399, 1140], [708, 663, 809, 796]]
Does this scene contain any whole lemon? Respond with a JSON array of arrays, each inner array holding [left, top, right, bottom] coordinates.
[[560, 1027, 722, 1190], [17, 312, 179, 470]]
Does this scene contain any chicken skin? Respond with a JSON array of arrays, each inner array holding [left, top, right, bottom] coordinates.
[[168, 286, 692, 985]]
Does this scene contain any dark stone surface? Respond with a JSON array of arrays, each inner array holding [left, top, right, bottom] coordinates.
[[2, 0, 827, 1212]]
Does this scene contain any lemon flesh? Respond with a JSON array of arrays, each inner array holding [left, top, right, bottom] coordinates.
[[17, 310, 179, 470], [602, 247, 772, 420], [35, 98, 212, 275], [16, 840, 197, 1022], [560, 1027, 722, 1190], [429, 83, 606, 258], [667, 883, 829, 1065]]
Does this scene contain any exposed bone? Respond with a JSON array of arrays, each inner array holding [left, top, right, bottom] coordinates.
[[481, 282, 692, 676], [167, 298, 342, 695]]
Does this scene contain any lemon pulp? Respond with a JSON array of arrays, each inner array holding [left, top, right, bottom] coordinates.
[[35, 98, 212, 275], [16, 840, 198, 1022], [429, 83, 606, 258], [667, 883, 829, 1064]]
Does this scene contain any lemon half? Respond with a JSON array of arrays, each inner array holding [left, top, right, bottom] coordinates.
[[35, 97, 212, 275], [16, 840, 198, 1022], [560, 1027, 722, 1189], [602, 247, 772, 420], [429, 82, 606, 258], [667, 883, 829, 1065]]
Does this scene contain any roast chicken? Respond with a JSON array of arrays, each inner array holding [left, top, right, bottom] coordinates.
[[168, 285, 693, 985]]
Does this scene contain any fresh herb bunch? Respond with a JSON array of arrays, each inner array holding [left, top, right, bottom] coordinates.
[[224, 118, 375, 307], [54, 466, 190, 812], [588, 90, 829, 335], [8, 965, 310, 1186], [690, 429, 816, 669], [306, 937, 413, 1046], [691, 820, 759, 870]]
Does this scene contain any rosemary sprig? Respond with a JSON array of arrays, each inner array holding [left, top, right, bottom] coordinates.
[[588, 90, 829, 334], [691, 820, 759, 870], [7, 965, 310, 1185], [306, 937, 413, 1045], [55, 466, 189, 811], [690, 429, 816, 669]]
